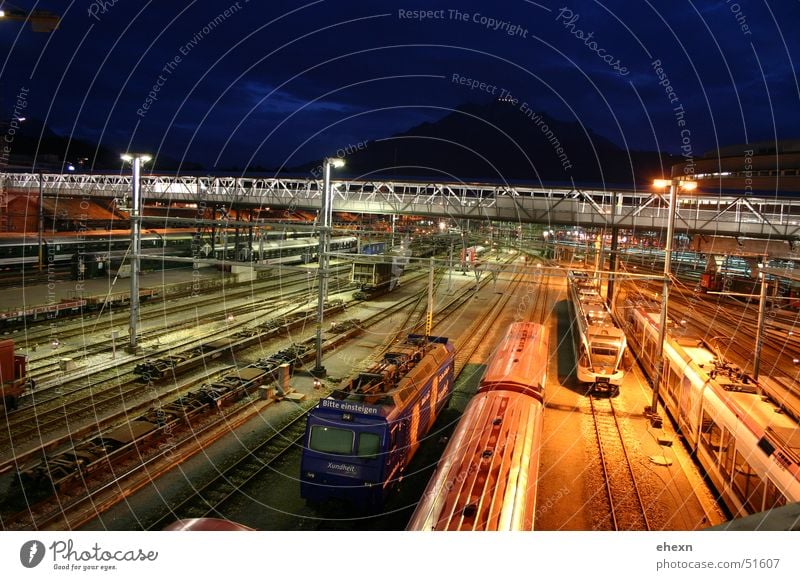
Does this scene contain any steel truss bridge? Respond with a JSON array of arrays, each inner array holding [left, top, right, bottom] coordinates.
[[3, 172, 800, 240]]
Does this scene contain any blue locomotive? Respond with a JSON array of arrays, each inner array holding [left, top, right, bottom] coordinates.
[[300, 335, 455, 508]]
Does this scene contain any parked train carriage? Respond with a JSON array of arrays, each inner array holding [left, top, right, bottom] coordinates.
[[567, 271, 626, 396], [458, 245, 486, 270], [300, 335, 455, 508], [0, 237, 40, 267], [51, 231, 174, 263], [407, 322, 548, 531], [351, 244, 410, 300], [244, 235, 357, 264], [620, 300, 800, 517], [360, 241, 386, 255], [163, 518, 254, 531], [0, 339, 30, 411]]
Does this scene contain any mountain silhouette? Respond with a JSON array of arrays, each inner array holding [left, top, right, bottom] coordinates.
[[314, 100, 673, 187], [2, 118, 203, 172]]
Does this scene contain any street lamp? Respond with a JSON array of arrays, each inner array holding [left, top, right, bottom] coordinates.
[[121, 153, 152, 353], [313, 157, 345, 376], [646, 177, 696, 426]]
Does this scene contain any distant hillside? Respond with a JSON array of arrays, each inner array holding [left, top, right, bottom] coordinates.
[[1, 118, 202, 172], [299, 101, 673, 186]]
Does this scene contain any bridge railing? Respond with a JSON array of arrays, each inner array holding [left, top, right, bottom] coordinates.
[[2, 172, 800, 238]]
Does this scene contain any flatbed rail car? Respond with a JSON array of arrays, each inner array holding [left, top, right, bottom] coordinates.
[[617, 298, 800, 517], [407, 322, 549, 531], [133, 302, 349, 382], [0, 339, 32, 411], [300, 335, 455, 508], [17, 345, 303, 493], [0, 289, 159, 328], [567, 270, 627, 396]]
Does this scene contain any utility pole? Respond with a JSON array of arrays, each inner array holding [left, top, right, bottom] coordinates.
[[313, 157, 344, 376], [121, 154, 150, 353], [426, 257, 434, 338], [753, 255, 769, 386], [647, 178, 696, 426], [38, 172, 44, 272]]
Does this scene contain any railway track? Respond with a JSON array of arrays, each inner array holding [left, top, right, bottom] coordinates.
[[0, 296, 350, 464], [120, 258, 530, 530], [145, 401, 316, 530], [1, 271, 459, 529], [15, 267, 351, 361], [589, 395, 651, 531], [0, 267, 73, 289]]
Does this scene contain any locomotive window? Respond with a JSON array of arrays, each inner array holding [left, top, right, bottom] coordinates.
[[357, 433, 380, 459], [309, 426, 354, 455]]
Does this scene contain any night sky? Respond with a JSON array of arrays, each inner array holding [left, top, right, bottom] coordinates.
[[1, 0, 798, 172]]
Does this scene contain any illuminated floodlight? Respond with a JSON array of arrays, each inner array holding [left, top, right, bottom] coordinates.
[[325, 157, 345, 168], [121, 153, 152, 164], [653, 178, 697, 191]]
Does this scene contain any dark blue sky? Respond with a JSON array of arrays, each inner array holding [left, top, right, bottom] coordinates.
[[1, 0, 798, 171]]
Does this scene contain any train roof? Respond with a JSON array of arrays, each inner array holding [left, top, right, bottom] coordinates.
[[706, 503, 800, 531], [407, 390, 542, 530], [480, 323, 548, 398], [323, 337, 454, 418], [163, 518, 254, 531], [632, 303, 800, 463]]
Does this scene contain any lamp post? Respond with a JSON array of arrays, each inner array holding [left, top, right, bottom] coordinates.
[[121, 153, 151, 353], [753, 255, 768, 384], [313, 157, 344, 376], [38, 171, 44, 272], [647, 177, 696, 426]]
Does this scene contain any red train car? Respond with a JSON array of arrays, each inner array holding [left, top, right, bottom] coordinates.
[[407, 322, 549, 531], [0, 339, 29, 411], [163, 518, 254, 531]]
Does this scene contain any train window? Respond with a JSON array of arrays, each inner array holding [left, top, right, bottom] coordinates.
[[699, 411, 723, 459], [720, 428, 734, 480], [732, 450, 765, 513], [764, 479, 787, 510], [309, 426, 354, 455], [665, 367, 678, 401], [591, 346, 617, 358], [357, 433, 380, 459]]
